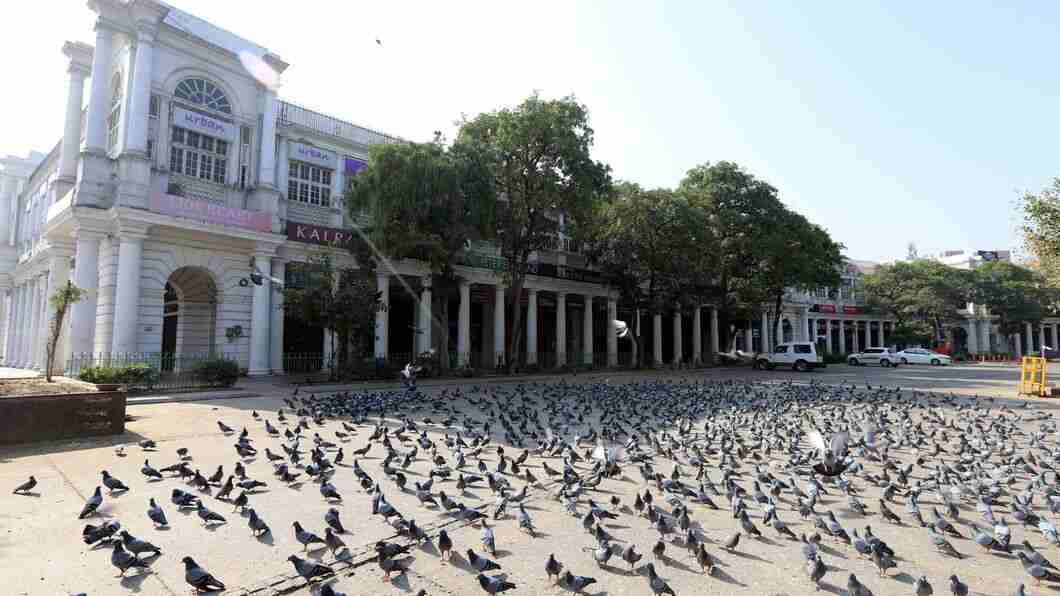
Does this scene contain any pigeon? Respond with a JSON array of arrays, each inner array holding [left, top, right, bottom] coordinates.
[[141, 460, 163, 481], [378, 554, 412, 581], [120, 530, 162, 558], [646, 562, 677, 595], [111, 541, 151, 576], [196, 501, 226, 525], [325, 527, 346, 554], [807, 430, 850, 477], [288, 555, 333, 581], [83, 520, 122, 545], [949, 575, 969, 596], [248, 508, 270, 536], [438, 529, 453, 561], [182, 556, 225, 592], [321, 584, 347, 596], [13, 475, 37, 494], [477, 573, 516, 595], [325, 508, 345, 533], [847, 574, 874, 596], [807, 554, 826, 587], [293, 521, 326, 550], [467, 549, 502, 572], [546, 553, 563, 582], [915, 576, 934, 596], [79, 486, 103, 518], [101, 470, 129, 493], [563, 570, 598, 594]]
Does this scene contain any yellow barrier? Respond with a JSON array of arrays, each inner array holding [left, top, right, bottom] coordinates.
[[1019, 356, 1048, 397]]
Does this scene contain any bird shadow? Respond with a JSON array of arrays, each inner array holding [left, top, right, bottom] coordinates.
[[202, 523, 226, 532], [390, 573, 412, 591], [660, 557, 697, 574], [418, 542, 438, 556], [256, 532, 275, 546], [891, 572, 916, 585], [819, 581, 844, 595], [119, 571, 152, 591], [726, 549, 768, 563], [710, 567, 746, 587]]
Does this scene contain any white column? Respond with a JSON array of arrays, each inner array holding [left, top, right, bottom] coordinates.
[[526, 289, 538, 365], [259, 90, 279, 188], [672, 310, 682, 365], [457, 281, 470, 366], [981, 320, 993, 354], [744, 319, 753, 352], [583, 295, 594, 366], [493, 285, 505, 366], [838, 320, 846, 353], [59, 53, 89, 181], [968, 320, 980, 355], [653, 313, 663, 365], [0, 290, 9, 364], [631, 308, 640, 366], [692, 306, 702, 365], [418, 277, 432, 355], [68, 232, 102, 356], [710, 307, 720, 360], [775, 315, 783, 346], [1014, 332, 1022, 359], [269, 258, 286, 373], [11, 286, 24, 366], [555, 292, 567, 367], [1052, 323, 1059, 350], [111, 234, 145, 354], [606, 297, 618, 367], [248, 252, 272, 375], [878, 321, 886, 347], [126, 24, 156, 154], [83, 21, 115, 153], [0, 177, 14, 247], [374, 273, 389, 361], [824, 319, 833, 353], [761, 312, 770, 352], [3, 289, 16, 364], [28, 279, 43, 368]]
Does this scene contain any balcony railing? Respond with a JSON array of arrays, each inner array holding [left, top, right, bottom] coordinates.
[[277, 101, 402, 147]]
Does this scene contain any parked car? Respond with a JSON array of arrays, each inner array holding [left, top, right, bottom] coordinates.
[[754, 342, 826, 372], [895, 348, 951, 366], [847, 347, 900, 367]]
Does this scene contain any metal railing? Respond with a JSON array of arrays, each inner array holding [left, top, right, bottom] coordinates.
[[66, 352, 240, 393], [277, 101, 403, 147]]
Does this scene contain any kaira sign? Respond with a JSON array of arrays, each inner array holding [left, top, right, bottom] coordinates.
[[151, 192, 271, 232], [286, 221, 357, 248]]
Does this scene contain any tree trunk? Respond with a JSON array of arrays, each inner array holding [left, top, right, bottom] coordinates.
[[437, 294, 450, 373], [506, 273, 526, 374]]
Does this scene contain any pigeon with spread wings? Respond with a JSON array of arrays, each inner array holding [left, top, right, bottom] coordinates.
[[807, 430, 850, 477]]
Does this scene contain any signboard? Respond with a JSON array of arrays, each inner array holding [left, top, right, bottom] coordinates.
[[816, 304, 836, 313], [286, 221, 356, 248], [151, 192, 271, 231], [172, 107, 237, 141], [288, 142, 336, 169], [842, 305, 863, 315], [344, 156, 367, 175]]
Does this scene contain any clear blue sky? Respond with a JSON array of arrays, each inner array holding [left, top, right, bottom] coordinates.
[[4, 1, 1056, 262]]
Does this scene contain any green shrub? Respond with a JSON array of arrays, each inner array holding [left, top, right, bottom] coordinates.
[[192, 358, 240, 387], [822, 352, 849, 365], [78, 363, 159, 387]]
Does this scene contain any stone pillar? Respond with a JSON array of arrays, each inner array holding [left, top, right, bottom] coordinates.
[[457, 281, 470, 366], [248, 252, 273, 375], [672, 310, 682, 365], [11, 286, 23, 366], [374, 273, 389, 361], [653, 312, 663, 365], [526, 289, 538, 365], [692, 306, 702, 365], [1014, 332, 1022, 359], [126, 23, 158, 155], [824, 319, 833, 353], [418, 277, 432, 355], [269, 258, 286, 374], [111, 233, 145, 354], [259, 90, 279, 188], [5, 287, 18, 364], [0, 290, 10, 364], [606, 297, 618, 367], [59, 43, 91, 183], [83, 20, 115, 154], [838, 320, 846, 353], [744, 319, 753, 352], [980, 319, 992, 354], [776, 315, 783, 346], [555, 292, 567, 367], [28, 279, 43, 368], [761, 312, 770, 352], [879, 321, 886, 347], [1026, 322, 1034, 354], [631, 308, 640, 366], [68, 231, 102, 357], [493, 285, 505, 367], [583, 295, 594, 366], [710, 307, 720, 361], [968, 320, 980, 355]]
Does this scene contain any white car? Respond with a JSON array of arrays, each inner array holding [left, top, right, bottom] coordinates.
[[754, 342, 826, 372], [896, 348, 951, 366], [847, 347, 900, 367]]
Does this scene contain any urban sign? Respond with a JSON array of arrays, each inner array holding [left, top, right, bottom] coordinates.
[[286, 221, 357, 248], [289, 142, 336, 169], [815, 304, 836, 313], [151, 192, 271, 231], [842, 305, 863, 315], [172, 107, 237, 142], [344, 156, 367, 175]]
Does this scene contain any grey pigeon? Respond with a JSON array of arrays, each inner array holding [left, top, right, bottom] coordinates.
[[546, 553, 563, 582], [467, 548, 501, 572], [182, 556, 225, 591], [147, 498, 168, 527], [111, 541, 150, 576], [13, 475, 37, 494], [79, 486, 103, 518], [477, 574, 516, 595], [196, 501, 226, 525], [646, 562, 677, 595], [287, 555, 333, 581], [293, 521, 325, 550], [247, 508, 270, 536], [120, 530, 161, 558], [324, 507, 345, 533], [915, 575, 934, 596], [847, 574, 873, 596], [563, 570, 597, 593], [101, 470, 128, 493], [949, 575, 968, 596]]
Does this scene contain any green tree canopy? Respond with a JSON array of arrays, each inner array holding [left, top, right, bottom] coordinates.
[[455, 93, 612, 368], [861, 260, 972, 346], [1021, 177, 1060, 285], [972, 261, 1057, 337]]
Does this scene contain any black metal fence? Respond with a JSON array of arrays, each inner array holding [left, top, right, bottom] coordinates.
[[66, 352, 239, 393]]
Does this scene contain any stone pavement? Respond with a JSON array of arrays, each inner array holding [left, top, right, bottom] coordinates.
[[0, 367, 1050, 595]]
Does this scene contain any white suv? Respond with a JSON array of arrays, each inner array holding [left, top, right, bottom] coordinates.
[[754, 342, 826, 372], [847, 347, 899, 367]]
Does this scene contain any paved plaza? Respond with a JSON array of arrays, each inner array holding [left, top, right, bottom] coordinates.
[[1, 363, 1052, 595]]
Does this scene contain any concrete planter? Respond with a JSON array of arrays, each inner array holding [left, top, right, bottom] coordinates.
[[0, 391, 127, 446]]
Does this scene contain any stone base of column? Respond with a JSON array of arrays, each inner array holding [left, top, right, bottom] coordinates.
[[116, 153, 152, 209], [249, 188, 282, 233], [75, 150, 115, 207]]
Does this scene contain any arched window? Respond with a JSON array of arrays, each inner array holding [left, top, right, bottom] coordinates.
[[107, 73, 123, 152], [174, 78, 232, 114]]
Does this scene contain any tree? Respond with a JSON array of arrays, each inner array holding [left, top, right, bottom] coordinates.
[[455, 94, 612, 370], [1021, 178, 1060, 285], [972, 261, 1057, 339], [346, 136, 495, 371], [906, 242, 919, 261], [45, 280, 86, 382], [860, 260, 972, 346], [282, 251, 380, 380], [587, 183, 712, 366], [678, 162, 787, 351]]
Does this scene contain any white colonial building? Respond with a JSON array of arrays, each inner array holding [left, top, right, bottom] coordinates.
[[0, 0, 650, 376]]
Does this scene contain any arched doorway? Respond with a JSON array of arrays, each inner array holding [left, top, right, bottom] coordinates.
[[161, 267, 218, 365]]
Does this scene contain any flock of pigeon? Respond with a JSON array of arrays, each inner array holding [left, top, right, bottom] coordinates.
[[11, 376, 1060, 595]]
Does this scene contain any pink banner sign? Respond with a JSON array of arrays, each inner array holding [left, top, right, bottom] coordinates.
[[151, 192, 271, 232]]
